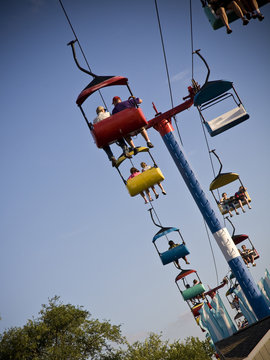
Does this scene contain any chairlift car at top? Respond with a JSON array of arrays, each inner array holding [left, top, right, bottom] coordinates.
[[200, 0, 267, 30], [193, 50, 249, 137], [68, 40, 150, 152]]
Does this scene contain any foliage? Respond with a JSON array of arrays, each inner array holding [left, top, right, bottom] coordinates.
[[104, 333, 214, 360], [0, 296, 125, 360], [0, 297, 214, 360]]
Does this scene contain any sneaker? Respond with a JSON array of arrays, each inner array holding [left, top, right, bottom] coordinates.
[[111, 157, 117, 167], [147, 141, 154, 148], [144, 199, 149, 204], [149, 198, 153, 202], [242, 19, 249, 25], [245, 12, 251, 20], [227, 28, 232, 34], [162, 191, 167, 195], [252, 263, 256, 267], [155, 194, 159, 199], [257, 13, 264, 21], [247, 265, 250, 268], [124, 149, 132, 158], [133, 147, 138, 155]]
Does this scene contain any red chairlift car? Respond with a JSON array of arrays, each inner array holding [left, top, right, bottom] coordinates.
[[226, 217, 260, 261]]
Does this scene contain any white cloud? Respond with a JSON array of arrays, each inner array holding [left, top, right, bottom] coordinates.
[[171, 70, 190, 83]]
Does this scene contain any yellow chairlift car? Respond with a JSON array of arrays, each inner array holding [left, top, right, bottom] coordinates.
[[114, 147, 165, 198], [209, 150, 251, 215]]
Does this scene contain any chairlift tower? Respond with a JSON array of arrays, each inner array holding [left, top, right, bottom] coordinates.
[[148, 101, 270, 321]]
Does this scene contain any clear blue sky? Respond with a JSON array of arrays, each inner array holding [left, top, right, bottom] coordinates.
[[1, 0, 270, 343]]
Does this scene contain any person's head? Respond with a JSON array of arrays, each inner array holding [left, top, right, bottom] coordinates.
[[193, 279, 198, 285], [130, 167, 139, 174], [96, 106, 105, 114], [222, 192, 227, 198], [112, 96, 121, 105], [241, 244, 246, 250], [168, 240, 175, 246], [140, 162, 147, 168]]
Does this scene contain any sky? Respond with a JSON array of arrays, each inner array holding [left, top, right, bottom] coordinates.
[[1, 0, 270, 344]]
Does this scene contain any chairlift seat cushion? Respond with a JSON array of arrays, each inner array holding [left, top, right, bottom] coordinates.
[[160, 244, 190, 266], [205, 104, 249, 137], [194, 80, 233, 106], [182, 283, 206, 301], [91, 108, 148, 148], [126, 167, 164, 197]]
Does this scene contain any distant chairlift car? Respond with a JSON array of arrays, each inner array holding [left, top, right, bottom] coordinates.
[[175, 270, 206, 319], [193, 50, 249, 137], [209, 150, 251, 215], [148, 208, 190, 267], [226, 217, 259, 261]]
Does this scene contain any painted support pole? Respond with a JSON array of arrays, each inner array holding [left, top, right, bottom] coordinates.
[[154, 119, 270, 320]]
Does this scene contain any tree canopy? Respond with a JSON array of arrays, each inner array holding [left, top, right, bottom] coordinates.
[[0, 296, 214, 360], [0, 296, 124, 360]]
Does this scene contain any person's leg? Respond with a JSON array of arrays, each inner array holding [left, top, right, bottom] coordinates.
[[235, 0, 249, 17], [228, 1, 249, 24], [238, 199, 246, 213], [103, 145, 117, 166], [249, 0, 264, 19], [140, 192, 148, 204], [231, 203, 239, 215], [145, 188, 153, 201], [117, 138, 132, 158], [140, 129, 154, 148], [250, 254, 256, 265], [183, 256, 190, 265], [158, 182, 166, 194], [216, 7, 233, 33], [243, 195, 252, 209], [151, 186, 159, 199]]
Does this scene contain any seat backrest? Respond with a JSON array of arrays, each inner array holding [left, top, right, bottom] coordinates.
[[182, 283, 206, 301], [91, 108, 148, 148], [160, 244, 190, 266], [126, 167, 164, 197]]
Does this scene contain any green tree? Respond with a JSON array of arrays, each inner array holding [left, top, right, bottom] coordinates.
[[0, 297, 215, 360], [105, 333, 214, 360], [0, 296, 125, 360]]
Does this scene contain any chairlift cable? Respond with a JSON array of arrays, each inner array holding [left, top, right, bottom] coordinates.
[[154, 0, 183, 146], [189, 0, 194, 80], [58, 0, 108, 109], [199, 113, 224, 212], [203, 218, 219, 286], [149, 205, 171, 243], [199, 120, 225, 279]]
